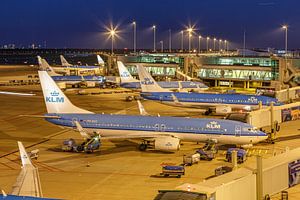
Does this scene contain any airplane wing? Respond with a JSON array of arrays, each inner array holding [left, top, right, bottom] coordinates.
[[137, 100, 150, 116], [100, 132, 176, 140], [10, 142, 43, 198], [74, 121, 91, 139], [0, 91, 35, 96]]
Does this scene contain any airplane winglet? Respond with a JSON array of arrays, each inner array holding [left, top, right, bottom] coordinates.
[[74, 121, 91, 139], [1, 189, 7, 197], [171, 94, 180, 104], [137, 100, 149, 116], [17, 141, 32, 166]]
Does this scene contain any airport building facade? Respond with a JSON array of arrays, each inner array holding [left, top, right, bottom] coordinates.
[[117, 53, 300, 90]]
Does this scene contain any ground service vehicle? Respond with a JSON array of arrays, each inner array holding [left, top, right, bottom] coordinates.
[[161, 165, 185, 178], [226, 148, 247, 163]]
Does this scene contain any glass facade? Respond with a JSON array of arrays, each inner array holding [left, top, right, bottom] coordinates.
[[126, 65, 176, 76], [201, 56, 278, 67], [124, 54, 183, 64], [199, 69, 274, 81]]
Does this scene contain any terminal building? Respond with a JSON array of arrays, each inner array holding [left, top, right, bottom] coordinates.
[[114, 53, 300, 90]]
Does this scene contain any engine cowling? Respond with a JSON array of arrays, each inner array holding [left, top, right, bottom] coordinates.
[[154, 137, 180, 151], [215, 105, 232, 114]]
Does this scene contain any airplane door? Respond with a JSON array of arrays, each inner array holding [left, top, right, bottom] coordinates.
[[160, 124, 166, 132], [154, 124, 160, 132], [235, 125, 241, 137], [72, 118, 79, 127]]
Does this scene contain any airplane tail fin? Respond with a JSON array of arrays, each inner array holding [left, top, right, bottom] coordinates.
[[60, 55, 72, 67], [38, 71, 93, 114], [117, 61, 139, 83], [97, 55, 105, 65], [37, 56, 61, 76], [17, 141, 32, 167], [136, 65, 169, 93]]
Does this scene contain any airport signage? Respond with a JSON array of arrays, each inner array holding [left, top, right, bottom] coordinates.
[[289, 159, 300, 187], [282, 106, 300, 122]]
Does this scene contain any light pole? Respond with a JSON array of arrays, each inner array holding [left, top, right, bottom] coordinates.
[[132, 21, 136, 53], [153, 25, 156, 52], [181, 30, 184, 52], [206, 37, 210, 52], [187, 28, 193, 52], [198, 35, 202, 53], [282, 25, 288, 59], [110, 30, 115, 54], [213, 38, 216, 51], [224, 40, 227, 53], [160, 41, 164, 52], [219, 39, 222, 52], [169, 29, 172, 52]]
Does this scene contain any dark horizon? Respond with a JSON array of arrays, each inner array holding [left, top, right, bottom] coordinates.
[[1, 0, 300, 50]]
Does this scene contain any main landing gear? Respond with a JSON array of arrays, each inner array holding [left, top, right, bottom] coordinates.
[[138, 140, 151, 151]]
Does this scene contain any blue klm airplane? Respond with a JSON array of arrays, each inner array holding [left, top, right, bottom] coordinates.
[[117, 61, 208, 91], [35, 71, 267, 151], [37, 56, 105, 86], [137, 65, 283, 115]]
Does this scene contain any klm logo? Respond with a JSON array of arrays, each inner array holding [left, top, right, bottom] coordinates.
[[120, 72, 130, 78], [141, 78, 154, 85], [248, 96, 258, 103], [206, 121, 221, 129], [165, 142, 173, 147], [46, 91, 64, 103]]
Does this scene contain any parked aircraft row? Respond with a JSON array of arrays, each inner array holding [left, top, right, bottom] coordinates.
[[37, 56, 105, 88], [31, 71, 268, 153], [116, 61, 282, 115], [48, 55, 104, 75], [136, 65, 282, 114]]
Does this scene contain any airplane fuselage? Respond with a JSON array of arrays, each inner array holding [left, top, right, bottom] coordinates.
[[45, 113, 267, 145], [51, 75, 105, 84], [120, 81, 208, 90], [141, 92, 282, 110]]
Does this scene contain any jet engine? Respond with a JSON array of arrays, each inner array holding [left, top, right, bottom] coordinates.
[[215, 105, 232, 114], [154, 137, 180, 151]]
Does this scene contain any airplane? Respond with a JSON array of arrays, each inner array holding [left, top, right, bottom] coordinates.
[[0, 142, 47, 199], [117, 61, 208, 91], [38, 56, 105, 87], [59, 55, 102, 74], [35, 70, 268, 152], [136, 65, 283, 115]]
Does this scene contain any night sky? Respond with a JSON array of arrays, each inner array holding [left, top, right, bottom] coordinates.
[[1, 0, 299, 49]]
